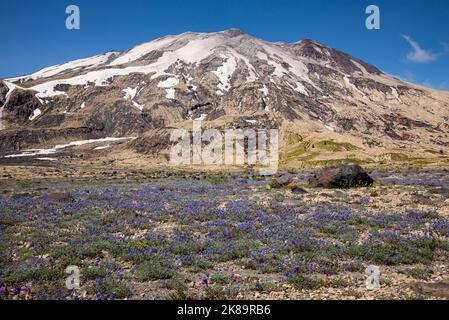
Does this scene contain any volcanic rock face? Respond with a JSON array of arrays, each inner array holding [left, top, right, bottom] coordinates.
[[0, 81, 8, 106], [3, 89, 43, 125], [1, 29, 449, 160]]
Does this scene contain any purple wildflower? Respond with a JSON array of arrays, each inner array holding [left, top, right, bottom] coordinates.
[[201, 275, 208, 288], [11, 287, 20, 296], [0, 285, 8, 295]]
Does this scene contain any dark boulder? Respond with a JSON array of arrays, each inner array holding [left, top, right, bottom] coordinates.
[[308, 163, 374, 189], [276, 174, 293, 186], [291, 186, 308, 194]]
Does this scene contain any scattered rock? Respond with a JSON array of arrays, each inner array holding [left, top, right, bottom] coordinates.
[[308, 163, 374, 189], [272, 194, 285, 203], [40, 192, 75, 202], [370, 190, 380, 197], [291, 186, 308, 194], [333, 190, 347, 198], [276, 174, 293, 186], [412, 194, 435, 205]]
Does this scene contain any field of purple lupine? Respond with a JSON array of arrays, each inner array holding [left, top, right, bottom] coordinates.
[[1, 170, 448, 300]]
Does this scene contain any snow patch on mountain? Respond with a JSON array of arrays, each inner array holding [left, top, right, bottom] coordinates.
[[213, 54, 237, 92], [259, 40, 313, 86], [94, 145, 110, 150], [123, 87, 144, 110], [294, 82, 308, 96], [3, 81, 19, 100], [123, 87, 138, 100], [351, 60, 368, 74], [35, 86, 68, 99], [4, 137, 133, 158], [259, 84, 269, 96], [109, 36, 175, 66], [132, 101, 144, 111], [165, 88, 176, 100], [391, 87, 403, 103], [344, 75, 365, 97], [8, 52, 117, 82], [313, 46, 323, 54], [157, 78, 179, 99], [157, 77, 179, 88], [29, 108, 41, 121], [195, 114, 207, 121]]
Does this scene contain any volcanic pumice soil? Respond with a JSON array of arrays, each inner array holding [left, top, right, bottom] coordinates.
[[0, 166, 448, 300]]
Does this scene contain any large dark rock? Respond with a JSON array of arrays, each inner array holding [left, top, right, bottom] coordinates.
[[3, 89, 42, 124], [308, 163, 374, 189]]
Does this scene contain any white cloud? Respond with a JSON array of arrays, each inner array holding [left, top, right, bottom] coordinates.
[[402, 35, 437, 63]]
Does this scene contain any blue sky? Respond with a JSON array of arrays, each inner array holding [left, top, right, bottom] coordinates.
[[1, 0, 448, 90]]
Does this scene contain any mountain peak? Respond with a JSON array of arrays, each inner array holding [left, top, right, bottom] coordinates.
[[219, 28, 247, 37], [298, 38, 321, 45]]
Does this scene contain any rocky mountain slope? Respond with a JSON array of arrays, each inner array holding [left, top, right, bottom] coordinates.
[[1, 29, 448, 168]]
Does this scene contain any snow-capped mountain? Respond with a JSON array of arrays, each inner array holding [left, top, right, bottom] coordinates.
[[1, 29, 448, 164]]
